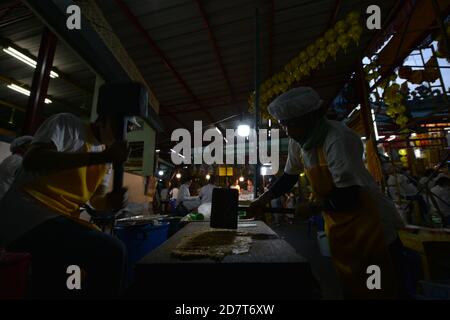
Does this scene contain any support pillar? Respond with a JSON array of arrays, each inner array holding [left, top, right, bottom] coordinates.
[[22, 28, 57, 134]]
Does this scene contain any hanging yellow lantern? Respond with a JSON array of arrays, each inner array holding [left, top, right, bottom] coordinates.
[[400, 156, 408, 164], [334, 20, 347, 34], [317, 50, 328, 64], [306, 43, 317, 58], [348, 25, 363, 44], [346, 11, 361, 26], [337, 33, 351, 51], [287, 73, 295, 85], [325, 29, 337, 43], [293, 69, 301, 81], [302, 63, 311, 75], [299, 51, 308, 62], [292, 56, 301, 66], [273, 73, 281, 83], [397, 105, 406, 113], [398, 149, 408, 156], [326, 43, 339, 59], [316, 37, 327, 49], [284, 62, 293, 74], [308, 56, 319, 70]]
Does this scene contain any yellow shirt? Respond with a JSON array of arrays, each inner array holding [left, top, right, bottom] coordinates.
[[21, 128, 108, 223]]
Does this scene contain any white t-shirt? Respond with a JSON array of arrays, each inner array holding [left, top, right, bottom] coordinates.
[[0, 113, 111, 247], [430, 185, 450, 217], [387, 174, 418, 200], [284, 120, 403, 245], [0, 154, 22, 200], [177, 183, 200, 210], [198, 183, 218, 204], [170, 188, 179, 200]]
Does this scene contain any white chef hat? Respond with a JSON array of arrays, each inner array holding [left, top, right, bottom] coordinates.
[[10, 135, 33, 153], [268, 87, 323, 121]]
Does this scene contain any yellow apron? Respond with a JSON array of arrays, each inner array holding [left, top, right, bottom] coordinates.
[[305, 147, 397, 299], [21, 139, 107, 229]]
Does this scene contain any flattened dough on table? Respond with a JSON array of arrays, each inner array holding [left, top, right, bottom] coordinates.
[[171, 229, 277, 261]]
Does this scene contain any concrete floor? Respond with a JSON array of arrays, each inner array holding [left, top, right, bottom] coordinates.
[[270, 219, 343, 300]]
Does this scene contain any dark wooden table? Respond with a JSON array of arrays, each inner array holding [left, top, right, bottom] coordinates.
[[128, 221, 319, 300]]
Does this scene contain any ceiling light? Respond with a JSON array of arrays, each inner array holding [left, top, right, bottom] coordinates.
[[176, 173, 181, 179], [3, 47, 59, 78], [158, 170, 164, 176], [239, 176, 244, 182], [260, 167, 268, 176], [386, 135, 396, 141], [7, 84, 52, 103], [206, 174, 211, 180], [237, 124, 250, 137]]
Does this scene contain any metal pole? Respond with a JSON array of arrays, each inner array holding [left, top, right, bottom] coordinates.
[[429, 44, 450, 109], [22, 27, 57, 134], [418, 48, 434, 91], [431, 0, 450, 56], [254, 8, 261, 199], [356, 63, 373, 139]]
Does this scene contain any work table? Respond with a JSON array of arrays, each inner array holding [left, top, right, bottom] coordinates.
[[139, 221, 306, 264], [128, 221, 319, 299]]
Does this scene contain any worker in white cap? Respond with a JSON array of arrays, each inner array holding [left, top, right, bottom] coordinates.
[[0, 135, 33, 199], [249, 87, 405, 299]]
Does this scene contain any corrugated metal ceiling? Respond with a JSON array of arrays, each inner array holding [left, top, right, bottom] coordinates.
[[0, 0, 399, 147], [0, 0, 95, 131], [98, 0, 397, 146]]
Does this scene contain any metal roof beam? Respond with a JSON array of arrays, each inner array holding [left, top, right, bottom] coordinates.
[[327, 0, 342, 28], [194, 0, 239, 113], [268, 0, 275, 77], [21, 0, 164, 132], [0, 37, 92, 95], [0, 73, 84, 115], [114, 0, 218, 126]]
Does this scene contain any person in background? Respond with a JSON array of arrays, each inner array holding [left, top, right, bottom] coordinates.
[[429, 173, 450, 226], [418, 169, 438, 204], [247, 179, 254, 193], [0, 136, 33, 200], [167, 180, 179, 214], [284, 192, 296, 224], [0, 113, 129, 298], [160, 180, 170, 214], [230, 179, 241, 193], [199, 175, 218, 204], [385, 163, 419, 224], [175, 175, 200, 216], [169, 181, 179, 201], [249, 87, 405, 299]]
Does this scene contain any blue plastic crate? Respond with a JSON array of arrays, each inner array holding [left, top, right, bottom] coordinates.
[[420, 280, 450, 300], [114, 222, 169, 264]]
